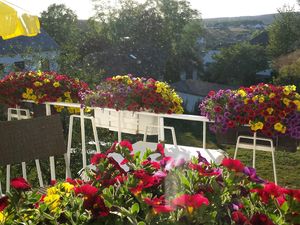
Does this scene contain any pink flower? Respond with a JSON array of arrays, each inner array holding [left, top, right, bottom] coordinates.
[[156, 143, 165, 156], [0, 196, 8, 211]]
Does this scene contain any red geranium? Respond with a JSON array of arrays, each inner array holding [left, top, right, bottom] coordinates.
[[10, 177, 31, 190]]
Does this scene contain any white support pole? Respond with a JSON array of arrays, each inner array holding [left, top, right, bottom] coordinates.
[[203, 121, 206, 150], [46, 103, 56, 181], [117, 111, 122, 142], [80, 108, 87, 168], [91, 117, 101, 153], [21, 162, 27, 180], [158, 117, 165, 142], [35, 160, 44, 187], [64, 153, 71, 178], [253, 132, 257, 168], [67, 115, 74, 168], [6, 165, 10, 193]]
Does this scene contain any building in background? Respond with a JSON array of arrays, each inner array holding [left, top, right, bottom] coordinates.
[[0, 29, 59, 77]]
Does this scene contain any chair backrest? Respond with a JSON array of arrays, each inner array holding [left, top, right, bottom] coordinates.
[[0, 114, 70, 194]]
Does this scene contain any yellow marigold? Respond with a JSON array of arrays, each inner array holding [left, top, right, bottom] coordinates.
[[34, 81, 43, 87], [53, 81, 60, 88], [266, 107, 274, 115], [269, 93, 276, 98]]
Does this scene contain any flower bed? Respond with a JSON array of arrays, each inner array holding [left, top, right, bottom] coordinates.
[[200, 84, 300, 142], [0, 71, 90, 113], [84, 75, 184, 114], [1, 141, 300, 224]]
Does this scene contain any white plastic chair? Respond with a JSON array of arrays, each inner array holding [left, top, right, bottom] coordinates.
[[234, 132, 277, 184]]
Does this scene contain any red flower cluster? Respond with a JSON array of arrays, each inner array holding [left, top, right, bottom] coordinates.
[[0, 71, 90, 110], [200, 83, 300, 138], [85, 75, 183, 114]]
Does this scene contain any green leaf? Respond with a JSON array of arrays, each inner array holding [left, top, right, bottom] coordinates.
[[280, 201, 289, 213], [137, 222, 146, 225], [131, 203, 140, 214], [180, 174, 190, 188]]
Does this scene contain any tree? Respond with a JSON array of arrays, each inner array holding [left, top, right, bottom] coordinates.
[[267, 6, 300, 58], [41, 4, 82, 78], [88, 0, 203, 81], [274, 58, 300, 90], [205, 42, 268, 86]]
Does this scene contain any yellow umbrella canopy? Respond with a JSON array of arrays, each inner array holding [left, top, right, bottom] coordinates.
[[0, 0, 40, 40]]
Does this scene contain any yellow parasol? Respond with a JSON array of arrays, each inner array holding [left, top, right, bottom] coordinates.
[[0, 0, 40, 40]]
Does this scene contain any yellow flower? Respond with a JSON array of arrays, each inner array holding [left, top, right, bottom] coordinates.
[[68, 107, 74, 114], [37, 70, 42, 76], [269, 93, 276, 98], [34, 81, 43, 87], [244, 98, 249, 104], [53, 81, 60, 88], [252, 95, 258, 102], [22, 93, 28, 99], [47, 186, 58, 195], [64, 91, 71, 98], [54, 105, 64, 112], [237, 89, 247, 97], [57, 97, 62, 102], [250, 121, 264, 131], [31, 95, 37, 101], [0, 212, 5, 223], [266, 107, 274, 115], [62, 182, 74, 193], [258, 96, 264, 103], [43, 78, 50, 83], [283, 98, 290, 106], [293, 100, 300, 111], [274, 122, 286, 133], [26, 88, 33, 94], [44, 194, 60, 212]]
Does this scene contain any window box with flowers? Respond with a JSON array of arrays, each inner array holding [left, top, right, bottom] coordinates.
[[85, 75, 184, 134], [0, 71, 91, 116], [200, 84, 300, 151]]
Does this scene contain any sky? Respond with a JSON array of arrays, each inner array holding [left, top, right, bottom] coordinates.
[[6, 0, 300, 19]]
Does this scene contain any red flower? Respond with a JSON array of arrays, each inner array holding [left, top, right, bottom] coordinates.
[[91, 153, 107, 165], [144, 196, 174, 214], [231, 211, 249, 225], [0, 196, 8, 211], [74, 184, 98, 197], [10, 177, 31, 190], [119, 140, 133, 151], [251, 183, 282, 204], [66, 178, 84, 186], [156, 143, 165, 156], [250, 213, 275, 225], [221, 158, 244, 172], [172, 194, 209, 213]]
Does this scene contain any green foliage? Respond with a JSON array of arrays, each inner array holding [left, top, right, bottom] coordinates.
[[267, 6, 300, 58], [86, 0, 203, 82], [274, 58, 300, 90], [205, 42, 268, 85]]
